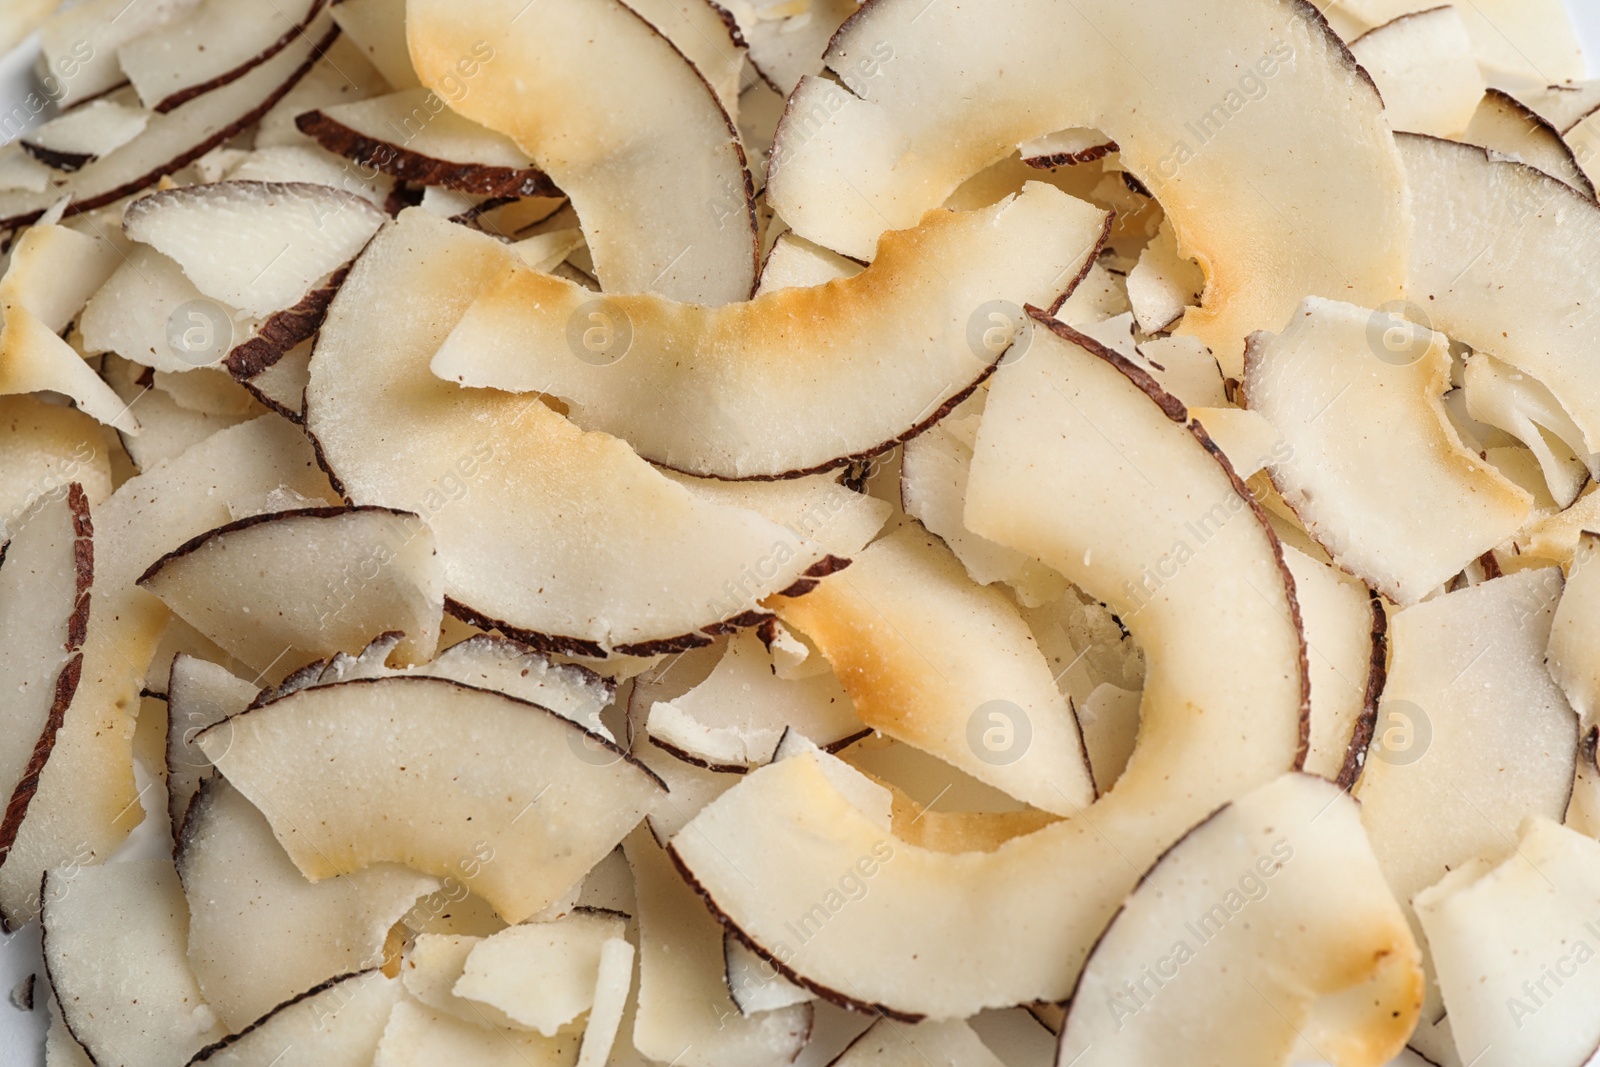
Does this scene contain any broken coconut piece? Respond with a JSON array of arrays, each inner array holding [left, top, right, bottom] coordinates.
[[1241, 296, 1531, 605], [768, 525, 1095, 815], [576, 936, 634, 1067], [1056, 773, 1421, 1067], [195, 675, 665, 922], [177, 777, 439, 1031], [122, 182, 384, 317], [1416, 816, 1600, 1067], [722, 0, 858, 95], [137, 505, 446, 675], [1125, 216, 1204, 334], [453, 911, 626, 1035], [755, 231, 860, 294], [670, 318, 1306, 1018], [1073, 682, 1139, 795], [307, 209, 863, 656], [1346, 6, 1485, 137], [1398, 133, 1600, 453], [831, 1019, 1003, 1067], [1463, 351, 1594, 509], [373, 998, 581, 1067], [1550, 531, 1600, 728], [725, 934, 812, 1015], [1462, 88, 1595, 197], [41, 858, 227, 1066], [408, 0, 758, 305], [764, 0, 1408, 373], [189, 969, 402, 1067], [21, 99, 152, 172], [164, 653, 257, 834], [431, 183, 1108, 479]]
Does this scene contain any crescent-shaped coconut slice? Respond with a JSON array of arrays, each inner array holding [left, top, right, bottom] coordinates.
[[189, 969, 402, 1067], [407, 0, 759, 305], [137, 505, 446, 675], [1462, 89, 1595, 197], [1241, 296, 1532, 605], [1415, 817, 1600, 1067], [1056, 773, 1422, 1067], [430, 183, 1109, 479], [668, 317, 1305, 1018], [1398, 133, 1600, 452], [1345, 6, 1485, 137], [767, 525, 1095, 815], [117, 0, 328, 112], [41, 858, 228, 1066], [763, 0, 1409, 372], [177, 777, 440, 1031], [1353, 569, 1578, 1064], [307, 209, 869, 656], [194, 675, 665, 922]]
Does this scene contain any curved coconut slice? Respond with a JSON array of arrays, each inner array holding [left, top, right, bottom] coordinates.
[[1339, 0, 1585, 92], [41, 858, 227, 1066], [1463, 351, 1594, 509], [1057, 773, 1422, 1067], [1125, 217, 1204, 334], [0, 309, 140, 434], [38, 0, 198, 106], [0, 396, 112, 534], [722, 0, 858, 95], [1398, 133, 1600, 452], [670, 318, 1305, 1018], [1415, 817, 1600, 1067], [645, 629, 863, 771], [81, 246, 262, 373], [1462, 88, 1595, 197], [164, 653, 256, 834], [251, 32, 392, 152], [408, 0, 758, 305], [1019, 127, 1119, 168], [769, 525, 1094, 815], [763, 0, 1408, 373], [431, 183, 1108, 478], [123, 182, 384, 317], [374, 999, 581, 1067], [189, 970, 401, 1067], [625, 832, 813, 1067], [295, 90, 559, 199], [0, 416, 335, 929], [623, 0, 747, 111], [454, 912, 626, 1035], [177, 777, 439, 1030], [1346, 6, 1484, 137], [195, 675, 665, 921], [137, 505, 445, 674], [755, 231, 860, 294], [1242, 296, 1532, 605], [328, 0, 417, 88], [0, 485, 91, 879], [0, 14, 337, 233], [118, 0, 326, 112], [21, 99, 152, 173], [307, 209, 859, 656], [831, 1019, 1002, 1067], [1354, 569, 1578, 1055]]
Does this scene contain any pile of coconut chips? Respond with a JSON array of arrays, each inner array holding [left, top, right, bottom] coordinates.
[[2, 0, 1600, 1064]]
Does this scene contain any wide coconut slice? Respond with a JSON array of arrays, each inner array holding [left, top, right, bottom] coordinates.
[[670, 319, 1305, 1018], [1415, 817, 1600, 1067], [1241, 296, 1531, 605], [407, 0, 758, 305], [1, 416, 336, 929], [295, 89, 559, 199], [1398, 133, 1600, 452], [831, 1018, 1002, 1067], [21, 99, 152, 173], [176, 777, 439, 1030], [189, 969, 402, 1067], [195, 675, 664, 922], [431, 183, 1108, 479], [41, 858, 227, 1066], [117, 0, 327, 112], [1462, 88, 1595, 196], [0, 14, 337, 232], [307, 209, 862, 656], [164, 654, 257, 834], [453, 911, 626, 1035], [0, 396, 113, 534], [138, 505, 445, 674], [764, 0, 1408, 373], [123, 182, 384, 317], [644, 628, 863, 771], [373, 999, 581, 1067], [626, 832, 812, 1067], [1354, 569, 1577, 1060], [1346, 7, 1484, 137], [1057, 773, 1421, 1067], [0, 485, 92, 879], [768, 525, 1094, 815]]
